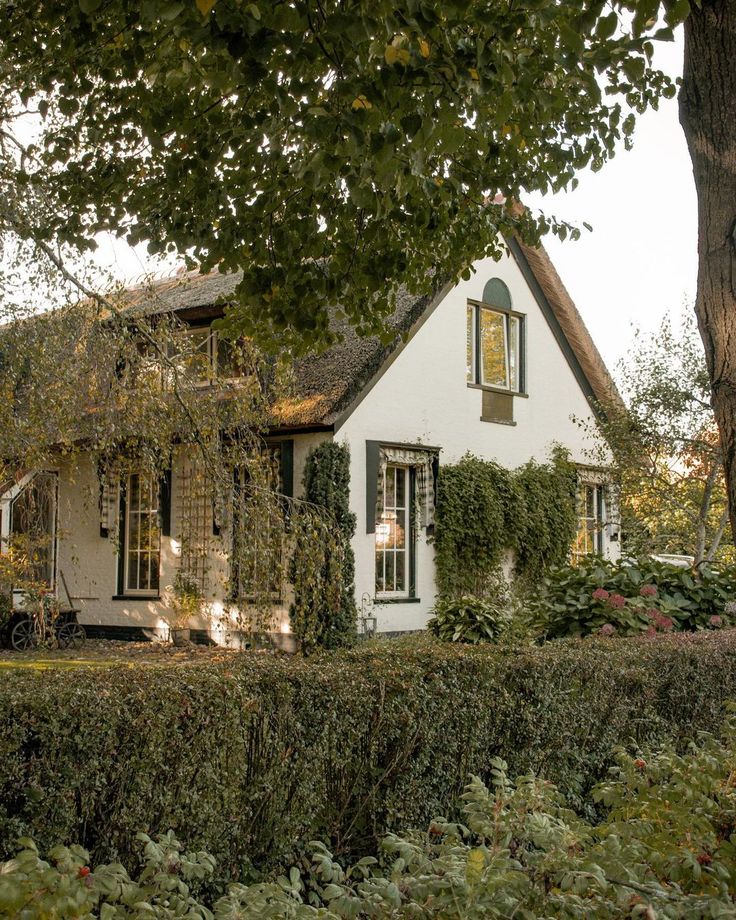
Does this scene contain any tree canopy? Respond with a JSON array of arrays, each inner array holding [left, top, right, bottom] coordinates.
[[0, 0, 685, 347]]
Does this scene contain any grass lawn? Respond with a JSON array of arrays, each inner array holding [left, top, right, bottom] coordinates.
[[0, 638, 250, 670]]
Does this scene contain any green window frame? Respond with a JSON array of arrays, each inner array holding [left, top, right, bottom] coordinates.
[[467, 300, 525, 394]]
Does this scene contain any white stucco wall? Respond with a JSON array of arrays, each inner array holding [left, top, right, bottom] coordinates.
[[44, 249, 616, 639], [337, 250, 618, 633], [53, 431, 330, 638]]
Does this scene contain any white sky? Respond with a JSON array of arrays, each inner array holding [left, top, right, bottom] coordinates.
[[527, 30, 695, 368], [92, 29, 694, 371]]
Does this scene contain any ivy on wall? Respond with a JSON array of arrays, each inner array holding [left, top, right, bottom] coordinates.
[[290, 441, 357, 650], [434, 447, 578, 598]]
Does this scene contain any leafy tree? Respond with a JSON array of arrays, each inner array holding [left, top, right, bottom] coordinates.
[[585, 313, 732, 564], [2, 1, 736, 553], [0, 0, 681, 349]]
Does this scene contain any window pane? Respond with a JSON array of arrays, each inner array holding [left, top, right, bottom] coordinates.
[[466, 305, 475, 382], [585, 486, 595, 518], [216, 335, 245, 379], [573, 484, 605, 562], [375, 464, 412, 597], [128, 474, 140, 513], [395, 468, 405, 507], [479, 308, 508, 388], [375, 553, 384, 593], [395, 553, 405, 592], [169, 328, 212, 382], [385, 468, 395, 507], [126, 471, 160, 592], [385, 553, 395, 592]]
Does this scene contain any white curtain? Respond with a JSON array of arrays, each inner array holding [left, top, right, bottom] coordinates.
[[376, 446, 437, 528], [99, 466, 120, 536]]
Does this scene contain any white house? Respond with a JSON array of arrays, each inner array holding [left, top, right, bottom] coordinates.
[[1, 238, 621, 641]]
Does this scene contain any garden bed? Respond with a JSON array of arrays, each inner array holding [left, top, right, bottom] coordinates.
[[2, 630, 736, 881]]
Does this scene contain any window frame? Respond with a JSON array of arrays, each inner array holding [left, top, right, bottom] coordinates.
[[375, 464, 416, 601], [466, 299, 526, 395], [118, 470, 162, 598], [166, 323, 245, 387]]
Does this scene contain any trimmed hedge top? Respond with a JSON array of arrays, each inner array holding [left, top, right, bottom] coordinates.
[[2, 632, 736, 881]]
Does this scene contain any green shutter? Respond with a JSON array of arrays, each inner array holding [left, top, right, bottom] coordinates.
[[280, 440, 294, 498], [365, 440, 380, 534], [482, 277, 512, 310], [159, 468, 172, 537]]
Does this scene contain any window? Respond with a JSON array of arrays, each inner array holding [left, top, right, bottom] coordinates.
[[467, 302, 523, 392], [375, 465, 412, 598], [573, 483, 605, 559], [165, 326, 246, 386], [0, 472, 58, 591], [123, 471, 161, 594]]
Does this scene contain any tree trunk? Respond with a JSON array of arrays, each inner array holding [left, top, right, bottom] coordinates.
[[694, 460, 719, 564], [705, 502, 730, 562], [679, 1, 736, 546]]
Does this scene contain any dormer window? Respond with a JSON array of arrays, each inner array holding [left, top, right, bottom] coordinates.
[[166, 326, 245, 386], [466, 278, 524, 395]]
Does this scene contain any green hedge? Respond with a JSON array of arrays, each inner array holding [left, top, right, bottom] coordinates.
[[2, 632, 736, 881]]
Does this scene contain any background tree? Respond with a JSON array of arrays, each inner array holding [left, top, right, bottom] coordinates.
[[586, 313, 731, 565]]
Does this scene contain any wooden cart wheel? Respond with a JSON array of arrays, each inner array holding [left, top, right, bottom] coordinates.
[[57, 622, 86, 649], [10, 618, 38, 651]]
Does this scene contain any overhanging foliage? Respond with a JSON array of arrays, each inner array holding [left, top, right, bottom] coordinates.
[[0, 0, 684, 348]]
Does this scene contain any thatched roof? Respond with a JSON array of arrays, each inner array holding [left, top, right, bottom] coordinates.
[[114, 242, 619, 430], [512, 239, 623, 414]]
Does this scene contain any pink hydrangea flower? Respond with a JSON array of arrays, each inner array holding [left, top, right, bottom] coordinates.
[[607, 593, 626, 609], [646, 608, 659, 620], [654, 613, 674, 632], [640, 585, 658, 598], [592, 588, 610, 601], [710, 615, 723, 628], [599, 623, 616, 637]]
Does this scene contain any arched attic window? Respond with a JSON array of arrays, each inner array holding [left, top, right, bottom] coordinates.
[[467, 277, 524, 403], [482, 277, 512, 310]]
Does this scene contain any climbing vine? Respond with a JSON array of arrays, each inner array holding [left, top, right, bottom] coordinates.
[[434, 447, 578, 599], [290, 442, 356, 650]]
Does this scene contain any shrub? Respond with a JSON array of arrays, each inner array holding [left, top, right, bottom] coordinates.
[[428, 595, 509, 643], [6, 716, 736, 917], [2, 633, 736, 881], [0, 832, 216, 919], [531, 556, 736, 638]]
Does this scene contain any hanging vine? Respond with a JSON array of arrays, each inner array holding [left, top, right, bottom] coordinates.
[[433, 447, 578, 599], [290, 442, 356, 650], [0, 273, 344, 643]]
